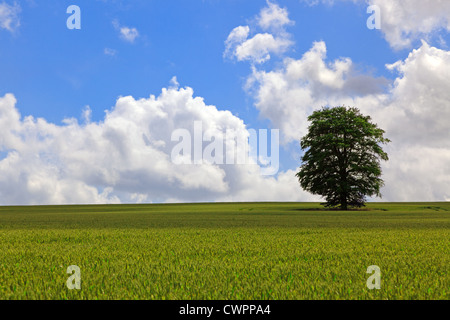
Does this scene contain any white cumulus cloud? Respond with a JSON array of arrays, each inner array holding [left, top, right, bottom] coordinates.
[[247, 38, 450, 201], [302, 0, 450, 50], [370, 0, 450, 50], [0, 85, 317, 205], [258, 0, 294, 31], [224, 1, 293, 64], [247, 40, 388, 143]]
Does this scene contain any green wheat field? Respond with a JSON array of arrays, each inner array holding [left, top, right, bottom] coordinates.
[[0, 202, 448, 300]]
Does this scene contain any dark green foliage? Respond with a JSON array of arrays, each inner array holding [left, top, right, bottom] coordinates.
[[296, 106, 390, 210]]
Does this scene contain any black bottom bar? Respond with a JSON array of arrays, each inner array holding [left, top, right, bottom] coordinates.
[[1, 300, 447, 318]]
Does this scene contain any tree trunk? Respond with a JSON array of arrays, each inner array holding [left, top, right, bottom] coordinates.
[[340, 165, 348, 210], [340, 193, 348, 210]]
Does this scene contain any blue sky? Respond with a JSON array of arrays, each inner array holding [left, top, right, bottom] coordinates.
[[1, 0, 400, 123], [1, 0, 450, 204]]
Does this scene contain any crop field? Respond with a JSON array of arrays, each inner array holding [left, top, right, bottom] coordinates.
[[0, 202, 448, 300]]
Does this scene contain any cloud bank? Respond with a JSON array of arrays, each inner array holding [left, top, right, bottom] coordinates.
[[244, 39, 450, 201], [227, 1, 450, 202], [0, 87, 317, 205], [2, 0, 450, 204]]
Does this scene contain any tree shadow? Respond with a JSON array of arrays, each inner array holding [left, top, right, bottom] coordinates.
[[290, 207, 374, 212]]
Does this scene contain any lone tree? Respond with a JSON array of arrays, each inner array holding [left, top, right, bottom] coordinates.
[[296, 106, 390, 210]]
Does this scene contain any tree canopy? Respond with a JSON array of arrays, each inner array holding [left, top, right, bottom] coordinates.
[[296, 106, 390, 210]]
